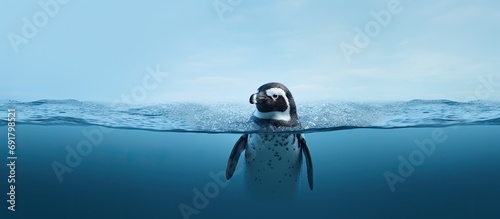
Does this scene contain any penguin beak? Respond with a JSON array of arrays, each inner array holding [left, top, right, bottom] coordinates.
[[249, 92, 268, 104]]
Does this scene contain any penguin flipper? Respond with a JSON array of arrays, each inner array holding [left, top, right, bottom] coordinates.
[[298, 134, 314, 190], [226, 134, 248, 180]]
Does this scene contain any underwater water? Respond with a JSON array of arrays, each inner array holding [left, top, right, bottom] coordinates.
[[1, 100, 500, 219]]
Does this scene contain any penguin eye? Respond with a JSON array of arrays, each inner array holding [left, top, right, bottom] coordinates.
[[272, 94, 278, 99]]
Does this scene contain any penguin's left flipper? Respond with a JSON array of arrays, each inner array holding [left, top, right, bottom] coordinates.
[[298, 134, 314, 190], [226, 134, 248, 180]]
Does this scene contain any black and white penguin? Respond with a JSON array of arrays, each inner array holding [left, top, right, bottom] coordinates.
[[226, 82, 313, 199]]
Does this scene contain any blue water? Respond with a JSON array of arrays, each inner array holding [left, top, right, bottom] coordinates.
[[1, 100, 500, 218]]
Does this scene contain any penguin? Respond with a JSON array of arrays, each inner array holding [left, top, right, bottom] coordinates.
[[225, 82, 313, 199]]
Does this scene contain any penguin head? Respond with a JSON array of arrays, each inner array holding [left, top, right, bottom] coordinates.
[[249, 82, 298, 125]]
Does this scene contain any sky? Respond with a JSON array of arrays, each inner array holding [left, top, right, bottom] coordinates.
[[1, 0, 499, 103]]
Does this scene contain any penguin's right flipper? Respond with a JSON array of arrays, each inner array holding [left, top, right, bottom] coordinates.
[[226, 134, 248, 180]]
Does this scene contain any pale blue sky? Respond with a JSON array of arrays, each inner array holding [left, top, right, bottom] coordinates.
[[1, 0, 499, 103]]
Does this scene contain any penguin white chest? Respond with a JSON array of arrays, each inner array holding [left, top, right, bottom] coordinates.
[[244, 133, 302, 197]]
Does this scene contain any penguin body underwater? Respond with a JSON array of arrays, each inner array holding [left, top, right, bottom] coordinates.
[[226, 82, 313, 198]]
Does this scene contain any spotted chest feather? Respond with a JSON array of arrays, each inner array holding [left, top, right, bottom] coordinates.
[[243, 133, 303, 196]]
